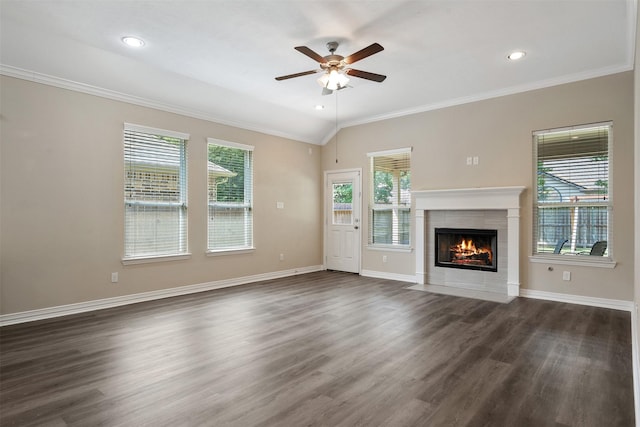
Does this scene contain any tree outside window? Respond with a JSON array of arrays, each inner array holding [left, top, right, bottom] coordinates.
[[368, 149, 411, 247]]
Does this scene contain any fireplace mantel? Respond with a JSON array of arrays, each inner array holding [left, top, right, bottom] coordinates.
[[413, 186, 525, 211], [413, 186, 525, 297]]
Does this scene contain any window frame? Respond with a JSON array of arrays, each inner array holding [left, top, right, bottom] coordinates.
[[366, 147, 412, 250], [122, 123, 190, 264], [530, 122, 615, 268], [206, 138, 255, 255]]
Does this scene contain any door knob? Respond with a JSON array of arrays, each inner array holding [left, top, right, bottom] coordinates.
[[354, 226, 359, 230]]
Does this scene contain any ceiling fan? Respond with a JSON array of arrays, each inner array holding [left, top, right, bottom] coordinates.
[[275, 41, 386, 95]]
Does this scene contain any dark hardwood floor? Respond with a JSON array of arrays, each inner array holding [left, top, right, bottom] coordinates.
[[0, 271, 634, 426]]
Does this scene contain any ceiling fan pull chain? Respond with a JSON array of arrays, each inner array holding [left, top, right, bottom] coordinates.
[[335, 91, 339, 164]]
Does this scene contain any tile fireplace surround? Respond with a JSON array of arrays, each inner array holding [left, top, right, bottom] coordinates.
[[413, 186, 526, 298]]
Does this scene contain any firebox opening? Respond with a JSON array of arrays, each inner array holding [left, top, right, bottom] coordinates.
[[435, 228, 498, 272]]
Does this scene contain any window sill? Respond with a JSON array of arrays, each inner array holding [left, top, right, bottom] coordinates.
[[122, 253, 192, 266], [529, 255, 616, 269], [207, 248, 256, 257], [367, 245, 413, 253]]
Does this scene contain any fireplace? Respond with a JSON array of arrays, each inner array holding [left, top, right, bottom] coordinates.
[[434, 228, 498, 272], [411, 186, 525, 297], [413, 186, 525, 297]]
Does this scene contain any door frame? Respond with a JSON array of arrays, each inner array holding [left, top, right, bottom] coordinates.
[[323, 168, 363, 273]]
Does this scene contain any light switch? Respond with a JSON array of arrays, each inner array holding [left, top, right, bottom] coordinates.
[[276, 202, 284, 209]]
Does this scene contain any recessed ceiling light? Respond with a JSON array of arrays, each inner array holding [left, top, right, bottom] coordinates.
[[315, 105, 325, 110], [507, 51, 526, 61], [122, 36, 145, 48]]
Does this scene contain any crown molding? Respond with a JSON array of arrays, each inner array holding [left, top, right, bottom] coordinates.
[[340, 63, 635, 132], [0, 64, 316, 145], [3, 62, 633, 148]]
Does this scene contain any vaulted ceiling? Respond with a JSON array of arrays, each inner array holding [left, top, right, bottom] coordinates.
[[0, 1, 636, 144]]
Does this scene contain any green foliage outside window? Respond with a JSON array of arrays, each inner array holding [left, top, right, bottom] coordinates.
[[333, 183, 352, 203], [374, 170, 393, 204], [208, 145, 246, 202]]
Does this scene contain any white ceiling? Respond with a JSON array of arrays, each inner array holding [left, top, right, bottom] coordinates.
[[0, 1, 636, 144]]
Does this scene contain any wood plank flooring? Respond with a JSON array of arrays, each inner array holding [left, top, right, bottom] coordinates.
[[0, 271, 634, 426]]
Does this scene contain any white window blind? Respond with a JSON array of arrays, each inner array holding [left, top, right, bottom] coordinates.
[[207, 138, 254, 251], [367, 148, 411, 247], [124, 124, 188, 259], [533, 122, 611, 256]]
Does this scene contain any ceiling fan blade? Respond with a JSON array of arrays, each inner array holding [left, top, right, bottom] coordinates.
[[275, 69, 320, 81], [345, 68, 387, 82], [294, 46, 327, 64], [343, 43, 384, 64]]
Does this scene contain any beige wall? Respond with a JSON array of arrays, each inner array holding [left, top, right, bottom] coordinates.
[[0, 69, 635, 316], [0, 76, 323, 314], [323, 72, 635, 301]]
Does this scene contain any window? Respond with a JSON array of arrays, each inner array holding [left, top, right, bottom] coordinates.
[[207, 138, 254, 252], [533, 122, 611, 257], [124, 123, 188, 260], [367, 148, 411, 247], [332, 182, 353, 225]]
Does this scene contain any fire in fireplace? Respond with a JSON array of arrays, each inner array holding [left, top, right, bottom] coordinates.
[[434, 228, 498, 272]]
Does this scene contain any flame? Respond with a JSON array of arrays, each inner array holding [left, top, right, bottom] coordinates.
[[460, 239, 476, 252], [451, 237, 492, 264]]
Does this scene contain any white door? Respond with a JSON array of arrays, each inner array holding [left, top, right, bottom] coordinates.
[[325, 170, 361, 273]]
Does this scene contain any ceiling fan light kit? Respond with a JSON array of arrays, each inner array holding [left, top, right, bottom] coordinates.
[[317, 69, 350, 91], [276, 41, 386, 94]]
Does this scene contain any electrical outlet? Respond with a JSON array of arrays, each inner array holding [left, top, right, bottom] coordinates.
[[111, 272, 118, 283], [276, 201, 284, 209], [562, 271, 571, 281], [279, 253, 284, 261], [382, 255, 388, 263]]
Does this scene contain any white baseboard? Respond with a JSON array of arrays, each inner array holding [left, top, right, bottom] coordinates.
[[360, 269, 417, 283], [507, 283, 520, 297], [0, 265, 323, 327], [520, 288, 634, 312]]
